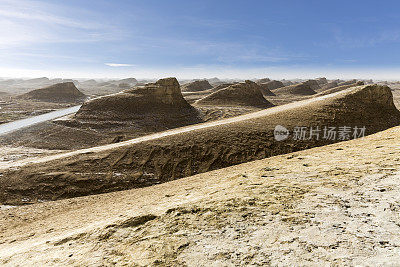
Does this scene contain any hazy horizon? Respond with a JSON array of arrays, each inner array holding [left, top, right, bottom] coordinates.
[[0, 67, 399, 81]]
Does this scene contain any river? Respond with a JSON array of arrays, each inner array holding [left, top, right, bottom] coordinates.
[[0, 105, 82, 135]]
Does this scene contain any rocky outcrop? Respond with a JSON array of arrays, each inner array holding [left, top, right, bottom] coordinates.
[[20, 82, 86, 102], [303, 80, 321, 90], [273, 81, 318, 95], [75, 77, 201, 129], [256, 78, 271, 84], [316, 77, 328, 85], [258, 83, 276, 96], [321, 81, 338, 90], [118, 78, 137, 85], [181, 80, 213, 92], [259, 80, 284, 91], [281, 80, 294, 86], [195, 80, 274, 108], [207, 77, 221, 85]]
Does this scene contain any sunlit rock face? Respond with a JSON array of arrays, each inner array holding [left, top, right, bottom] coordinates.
[[75, 77, 201, 127], [196, 80, 274, 108], [181, 80, 213, 92], [21, 82, 86, 103]]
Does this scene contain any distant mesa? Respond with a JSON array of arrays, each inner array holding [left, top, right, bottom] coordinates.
[[80, 79, 98, 86], [0, 79, 18, 85], [182, 80, 213, 92], [118, 83, 131, 89], [338, 79, 358, 86], [207, 77, 221, 85], [98, 82, 111, 87], [364, 79, 374, 84], [195, 80, 274, 108], [117, 78, 138, 85], [303, 79, 321, 90], [259, 80, 285, 91], [75, 77, 201, 129], [273, 80, 320, 95], [321, 81, 338, 90], [316, 77, 328, 85], [20, 82, 86, 103], [24, 77, 50, 83], [281, 80, 294, 86], [84, 78, 137, 87], [256, 78, 271, 84]]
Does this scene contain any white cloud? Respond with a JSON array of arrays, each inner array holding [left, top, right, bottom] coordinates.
[[318, 27, 400, 49], [0, 9, 94, 29], [0, 0, 123, 49], [105, 63, 135, 67]]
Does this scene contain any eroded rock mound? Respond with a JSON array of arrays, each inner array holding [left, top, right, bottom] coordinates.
[[21, 82, 86, 102], [195, 80, 274, 108], [182, 80, 213, 92], [281, 80, 294, 86], [316, 77, 328, 85], [303, 79, 321, 90], [259, 80, 284, 91], [257, 78, 271, 84], [258, 84, 276, 96], [321, 81, 338, 90], [273, 80, 318, 95], [75, 77, 201, 129], [118, 78, 138, 85]]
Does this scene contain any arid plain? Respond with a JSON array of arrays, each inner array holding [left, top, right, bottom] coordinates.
[[0, 76, 400, 265]]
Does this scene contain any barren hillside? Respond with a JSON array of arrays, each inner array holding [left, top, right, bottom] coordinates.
[[1, 84, 399, 205], [1, 123, 400, 266]]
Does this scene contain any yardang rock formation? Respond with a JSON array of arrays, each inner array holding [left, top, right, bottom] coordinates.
[[273, 80, 320, 95], [21, 82, 86, 102], [195, 80, 274, 108], [75, 77, 201, 129], [181, 80, 213, 92], [1, 84, 400, 205]]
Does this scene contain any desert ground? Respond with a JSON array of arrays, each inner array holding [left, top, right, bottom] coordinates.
[[0, 76, 400, 265], [1, 122, 400, 266]]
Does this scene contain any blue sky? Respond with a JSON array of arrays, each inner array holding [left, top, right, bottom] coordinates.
[[0, 0, 400, 79]]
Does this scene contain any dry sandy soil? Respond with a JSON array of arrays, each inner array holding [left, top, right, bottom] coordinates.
[[0, 146, 63, 164], [1, 124, 400, 266], [0, 96, 74, 124]]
